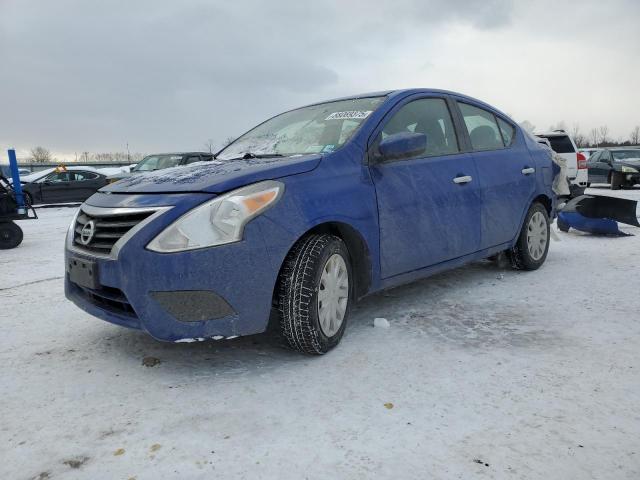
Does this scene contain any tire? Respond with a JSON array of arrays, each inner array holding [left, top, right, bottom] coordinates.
[[508, 203, 550, 271], [586, 182, 591, 188], [277, 234, 352, 355], [610, 172, 622, 190], [557, 216, 570, 232], [0, 221, 23, 249]]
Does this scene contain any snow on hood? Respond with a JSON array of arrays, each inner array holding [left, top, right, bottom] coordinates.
[[101, 154, 322, 194]]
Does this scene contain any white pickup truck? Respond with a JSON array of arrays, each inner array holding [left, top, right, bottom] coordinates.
[[535, 130, 588, 196]]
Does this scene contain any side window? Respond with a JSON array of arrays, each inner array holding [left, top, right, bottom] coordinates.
[[497, 117, 515, 147], [380, 98, 459, 157], [600, 151, 611, 162], [458, 103, 504, 151], [589, 151, 601, 162], [185, 156, 201, 164], [75, 171, 99, 181], [43, 171, 72, 183]]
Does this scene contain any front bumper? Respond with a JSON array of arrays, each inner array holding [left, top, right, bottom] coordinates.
[[64, 192, 280, 342]]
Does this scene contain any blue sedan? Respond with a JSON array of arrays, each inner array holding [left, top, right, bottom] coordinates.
[[65, 89, 557, 354]]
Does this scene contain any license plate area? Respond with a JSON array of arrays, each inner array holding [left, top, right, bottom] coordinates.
[[68, 257, 99, 289]]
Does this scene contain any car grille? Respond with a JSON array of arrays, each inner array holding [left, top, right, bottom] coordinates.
[[73, 208, 157, 255]]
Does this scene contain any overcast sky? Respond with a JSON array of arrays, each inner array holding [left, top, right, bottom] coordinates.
[[1, 0, 639, 160]]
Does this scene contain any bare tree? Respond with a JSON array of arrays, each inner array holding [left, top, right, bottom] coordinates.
[[30, 146, 52, 163], [203, 139, 215, 153], [631, 125, 640, 145], [80, 151, 91, 162], [589, 128, 599, 147], [570, 123, 587, 147], [223, 136, 235, 147], [598, 125, 610, 145]]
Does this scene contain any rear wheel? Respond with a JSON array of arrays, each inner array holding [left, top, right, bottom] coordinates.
[[0, 221, 23, 249], [277, 234, 352, 355], [509, 203, 550, 271]]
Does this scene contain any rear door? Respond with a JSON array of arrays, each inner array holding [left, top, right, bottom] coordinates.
[[369, 95, 481, 278], [72, 171, 106, 201], [454, 100, 536, 249]]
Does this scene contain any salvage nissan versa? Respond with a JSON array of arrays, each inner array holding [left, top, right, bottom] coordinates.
[[65, 89, 557, 354]]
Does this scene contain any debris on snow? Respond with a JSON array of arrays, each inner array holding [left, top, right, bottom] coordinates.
[[63, 456, 90, 469], [113, 448, 125, 456], [142, 356, 161, 367], [374, 317, 390, 328], [384, 402, 394, 409]]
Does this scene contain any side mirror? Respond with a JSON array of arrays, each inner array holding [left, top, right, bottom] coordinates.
[[378, 132, 426, 161]]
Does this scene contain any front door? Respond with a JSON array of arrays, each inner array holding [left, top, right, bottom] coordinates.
[[39, 171, 75, 203], [369, 96, 481, 278], [587, 150, 611, 183]]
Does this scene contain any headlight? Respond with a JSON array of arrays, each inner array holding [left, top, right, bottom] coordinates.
[[147, 180, 284, 253], [621, 166, 639, 173]]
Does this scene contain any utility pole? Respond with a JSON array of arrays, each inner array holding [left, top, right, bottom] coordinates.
[[126, 142, 130, 162]]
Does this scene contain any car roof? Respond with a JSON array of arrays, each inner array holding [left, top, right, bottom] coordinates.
[[535, 131, 570, 137], [301, 88, 508, 113]]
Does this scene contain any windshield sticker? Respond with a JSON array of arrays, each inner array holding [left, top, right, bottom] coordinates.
[[325, 111, 372, 121]]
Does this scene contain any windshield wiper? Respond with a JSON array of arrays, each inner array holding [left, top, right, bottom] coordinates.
[[241, 152, 285, 159]]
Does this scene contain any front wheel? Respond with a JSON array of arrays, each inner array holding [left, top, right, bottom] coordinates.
[[277, 234, 352, 355], [610, 172, 622, 190], [509, 203, 550, 270]]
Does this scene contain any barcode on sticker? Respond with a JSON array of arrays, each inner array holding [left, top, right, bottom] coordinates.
[[325, 111, 372, 121]]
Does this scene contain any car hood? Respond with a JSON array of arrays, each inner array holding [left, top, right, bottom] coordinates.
[[100, 154, 322, 194], [615, 159, 640, 169]]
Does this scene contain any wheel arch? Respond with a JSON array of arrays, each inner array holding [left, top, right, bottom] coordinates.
[[532, 193, 552, 215], [275, 221, 373, 302]]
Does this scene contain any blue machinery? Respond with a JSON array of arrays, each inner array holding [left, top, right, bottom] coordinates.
[[0, 149, 38, 249]]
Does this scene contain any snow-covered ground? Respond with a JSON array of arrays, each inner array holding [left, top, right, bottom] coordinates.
[[2, 187, 639, 479]]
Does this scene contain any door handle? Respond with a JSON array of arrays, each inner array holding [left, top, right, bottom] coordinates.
[[453, 175, 472, 184], [521, 167, 535, 175]]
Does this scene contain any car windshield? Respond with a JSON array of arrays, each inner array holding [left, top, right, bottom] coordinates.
[[612, 150, 640, 161], [133, 155, 184, 171], [217, 96, 386, 160]]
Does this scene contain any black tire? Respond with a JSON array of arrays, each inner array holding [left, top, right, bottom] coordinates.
[[557, 216, 570, 232], [508, 203, 550, 271], [277, 234, 352, 355], [0, 221, 23, 249], [610, 172, 622, 190]]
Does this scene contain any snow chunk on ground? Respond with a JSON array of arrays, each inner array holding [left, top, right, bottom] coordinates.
[[373, 317, 390, 328]]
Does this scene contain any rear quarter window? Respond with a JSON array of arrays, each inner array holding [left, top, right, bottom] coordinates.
[[542, 136, 575, 154]]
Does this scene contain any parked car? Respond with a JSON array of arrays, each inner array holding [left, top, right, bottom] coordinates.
[[587, 148, 640, 189], [0, 165, 31, 177], [106, 152, 214, 183], [535, 130, 587, 196], [65, 88, 557, 354], [20, 166, 108, 204]]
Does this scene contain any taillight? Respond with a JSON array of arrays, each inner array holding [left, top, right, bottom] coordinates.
[[577, 152, 587, 169]]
